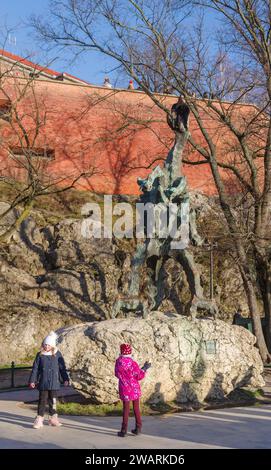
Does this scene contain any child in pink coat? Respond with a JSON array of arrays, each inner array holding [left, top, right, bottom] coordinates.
[[115, 343, 151, 437]]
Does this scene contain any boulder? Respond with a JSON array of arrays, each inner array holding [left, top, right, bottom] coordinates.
[[0, 201, 49, 275], [57, 312, 264, 404], [40, 218, 122, 316], [38, 268, 113, 321], [0, 214, 126, 364], [0, 306, 81, 364], [0, 264, 39, 302], [0, 196, 262, 365], [0, 263, 82, 364], [48, 218, 114, 269], [0, 202, 19, 236], [8, 217, 49, 275]]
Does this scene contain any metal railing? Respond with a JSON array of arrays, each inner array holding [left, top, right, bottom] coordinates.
[[0, 362, 32, 389]]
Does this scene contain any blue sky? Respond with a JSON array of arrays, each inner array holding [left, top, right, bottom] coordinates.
[[0, 0, 115, 85], [1, 0, 220, 87]]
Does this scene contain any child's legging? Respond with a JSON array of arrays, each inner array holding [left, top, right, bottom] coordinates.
[[38, 390, 57, 416], [121, 399, 142, 431]]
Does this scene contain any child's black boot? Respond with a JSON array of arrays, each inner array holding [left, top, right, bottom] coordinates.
[[131, 426, 142, 435], [117, 427, 127, 437]]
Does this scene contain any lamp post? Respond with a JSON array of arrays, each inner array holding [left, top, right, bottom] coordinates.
[[203, 240, 218, 300], [210, 240, 214, 300]]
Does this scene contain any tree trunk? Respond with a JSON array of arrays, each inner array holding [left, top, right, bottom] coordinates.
[[263, 270, 271, 353], [254, 254, 271, 352], [237, 244, 270, 362]]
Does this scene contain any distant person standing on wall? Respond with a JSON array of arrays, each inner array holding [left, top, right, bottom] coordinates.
[[103, 77, 112, 88], [29, 331, 70, 429], [115, 343, 151, 437]]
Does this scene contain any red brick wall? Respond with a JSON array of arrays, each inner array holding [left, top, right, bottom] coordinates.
[[0, 78, 264, 196]]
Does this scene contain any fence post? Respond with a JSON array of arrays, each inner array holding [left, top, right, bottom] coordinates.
[[11, 361, 15, 388]]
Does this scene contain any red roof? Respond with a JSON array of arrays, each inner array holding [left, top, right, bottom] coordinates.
[[0, 49, 90, 85]]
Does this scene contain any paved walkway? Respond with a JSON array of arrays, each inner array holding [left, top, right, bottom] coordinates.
[[0, 389, 271, 449]]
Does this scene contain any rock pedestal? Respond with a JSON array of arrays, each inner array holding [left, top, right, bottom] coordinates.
[[57, 312, 264, 404]]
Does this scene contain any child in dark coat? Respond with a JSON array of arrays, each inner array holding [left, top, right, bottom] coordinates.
[[115, 343, 151, 437], [29, 331, 69, 429]]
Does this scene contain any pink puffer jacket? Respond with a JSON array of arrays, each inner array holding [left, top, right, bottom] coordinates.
[[115, 356, 145, 401]]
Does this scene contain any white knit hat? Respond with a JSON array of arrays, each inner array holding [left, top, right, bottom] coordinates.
[[43, 331, 58, 348]]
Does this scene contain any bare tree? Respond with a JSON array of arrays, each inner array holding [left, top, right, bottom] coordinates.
[[196, 0, 271, 354], [0, 50, 99, 241], [84, 89, 172, 192], [30, 0, 271, 361]]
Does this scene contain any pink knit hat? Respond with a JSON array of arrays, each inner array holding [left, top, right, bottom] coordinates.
[[120, 343, 132, 355]]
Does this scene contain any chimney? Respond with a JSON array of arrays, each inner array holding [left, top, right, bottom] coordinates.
[[128, 80, 134, 90]]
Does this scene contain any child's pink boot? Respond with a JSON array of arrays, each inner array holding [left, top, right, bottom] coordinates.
[[48, 414, 62, 427], [33, 416, 44, 429]]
